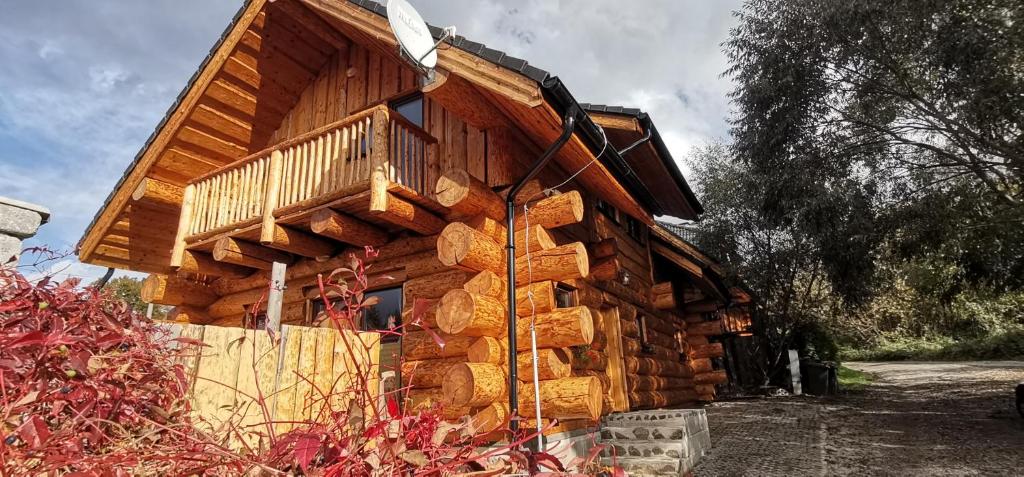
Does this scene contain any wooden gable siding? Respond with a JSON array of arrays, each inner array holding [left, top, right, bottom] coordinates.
[[264, 43, 489, 199], [79, 0, 351, 268]]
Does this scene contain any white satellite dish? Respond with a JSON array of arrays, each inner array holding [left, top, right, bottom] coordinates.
[[387, 0, 454, 74]]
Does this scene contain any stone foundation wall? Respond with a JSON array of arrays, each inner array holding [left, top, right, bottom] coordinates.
[[600, 408, 711, 476]]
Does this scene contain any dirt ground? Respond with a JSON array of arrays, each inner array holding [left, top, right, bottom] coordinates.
[[693, 361, 1024, 476]]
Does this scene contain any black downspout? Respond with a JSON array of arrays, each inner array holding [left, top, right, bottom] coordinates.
[[505, 107, 578, 435]]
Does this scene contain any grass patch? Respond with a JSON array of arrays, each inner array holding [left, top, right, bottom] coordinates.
[[840, 328, 1024, 362], [837, 365, 873, 391]]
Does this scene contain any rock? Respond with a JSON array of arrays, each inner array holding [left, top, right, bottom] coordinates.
[[0, 196, 50, 266], [0, 196, 50, 239]]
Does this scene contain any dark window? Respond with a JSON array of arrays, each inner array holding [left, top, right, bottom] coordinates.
[[388, 94, 426, 190], [309, 287, 403, 342], [362, 287, 403, 340], [554, 283, 577, 308], [625, 215, 645, 243], [595, 198, 618, 223], [244, 310, 267, 330], [390, 94, 424, 128]]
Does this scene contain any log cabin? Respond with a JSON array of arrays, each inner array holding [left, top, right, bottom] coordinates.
[[76, 0, 753, 436]]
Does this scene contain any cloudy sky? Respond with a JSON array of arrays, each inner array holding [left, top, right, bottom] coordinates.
[[0, 0, 741, 282]]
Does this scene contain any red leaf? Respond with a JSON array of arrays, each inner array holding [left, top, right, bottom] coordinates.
[[16, 415, 51, 448], [421, 325, 446, 350], [8, 330, 45, 348], [386, 396, 400, 419], [533, 451, 566, 472], [611, 465, 628, 477], [294, 434, 320, 471]]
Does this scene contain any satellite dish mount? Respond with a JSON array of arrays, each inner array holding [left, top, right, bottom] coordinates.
[[386, 0, 455, 84]]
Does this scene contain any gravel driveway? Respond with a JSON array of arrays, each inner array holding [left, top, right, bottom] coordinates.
[[694, 361, 1024, 476]]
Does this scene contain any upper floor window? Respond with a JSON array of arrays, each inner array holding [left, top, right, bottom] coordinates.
[[390, 94, 424, 128], [625, 215, 645, 243], [595, 198, 618, 224]]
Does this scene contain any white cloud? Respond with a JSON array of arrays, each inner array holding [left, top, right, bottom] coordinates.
[[88, 64, 134, 93], [37, 40, 63, 60]]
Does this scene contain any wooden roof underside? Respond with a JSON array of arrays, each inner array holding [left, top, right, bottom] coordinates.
[[588, 112, 700, 220], [77, 0, 657, 273]]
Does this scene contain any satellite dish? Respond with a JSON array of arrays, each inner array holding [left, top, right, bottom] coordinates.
[[387, 0, 454, 74]]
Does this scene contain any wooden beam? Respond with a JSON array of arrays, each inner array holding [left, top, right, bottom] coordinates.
[[169, 184, 196, 268], [652, 281, 677, 310], [651, 242, 703, 278], [309, 208, 388, 246], [212, 237, 291, 270], [513, 242, 590, 286], [590, 256, 620, 281], [261, 224, 335, 258], [422, 70, 510, 130], [78, 0, 269, 262], [370, 171, 445, 234], [177, 250, 252, 279], [588, 112, 642, 134], [140, 274, 218, 307], [437, 222, 505, 273], [131, 178, 183, 210], [266, 262, 286, 332], [435, 168, 506, 221], [512, 190, 584, 230]]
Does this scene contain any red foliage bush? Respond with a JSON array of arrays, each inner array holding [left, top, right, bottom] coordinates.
[[0, 269, 230, 475], [1, 250, 607, 476]]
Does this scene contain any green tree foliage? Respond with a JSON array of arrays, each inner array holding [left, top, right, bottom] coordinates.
[[697, 0, 1024, 365], [91, 276, 168, 320], [725, 0, 1024, 294], [688, 144, 843, 373]]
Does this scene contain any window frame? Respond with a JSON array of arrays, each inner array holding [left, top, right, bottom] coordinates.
[[553, 283, 578, 309]]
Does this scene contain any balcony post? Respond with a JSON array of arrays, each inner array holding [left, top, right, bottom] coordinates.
[[370, 107, 390, 176], [260, 150, 285, 244], [170, 183, 196, 268]]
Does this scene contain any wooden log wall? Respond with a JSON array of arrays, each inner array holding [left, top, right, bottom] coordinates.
[[397, 169, 605, 430]]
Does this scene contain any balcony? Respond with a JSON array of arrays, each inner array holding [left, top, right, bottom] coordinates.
[[169, 105, 446, 272]]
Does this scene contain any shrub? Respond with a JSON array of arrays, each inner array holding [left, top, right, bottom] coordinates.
[[0, 268, 218, 474], [2, 251, 610, 475]]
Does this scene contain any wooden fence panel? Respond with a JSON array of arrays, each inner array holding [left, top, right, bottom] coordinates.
[[157, 322, 380, 448]]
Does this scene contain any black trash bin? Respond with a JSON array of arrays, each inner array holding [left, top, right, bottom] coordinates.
[[801, 360, 838, 395]]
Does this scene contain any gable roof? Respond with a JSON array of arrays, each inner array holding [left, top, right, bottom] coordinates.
[[78, 0, 704, 268]]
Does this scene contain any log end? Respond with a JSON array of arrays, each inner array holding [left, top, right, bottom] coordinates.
[[435, 169, 472, 208], [572, 242, 591, 279], [437, 289, 474, 334], [468, 336, 505, 365], [437, 222, 472, 267], [139, 274, 166, 303], [582, 376, 604, 421]]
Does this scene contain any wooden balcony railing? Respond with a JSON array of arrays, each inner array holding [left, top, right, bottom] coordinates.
[[170, 105, 437, 266]]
